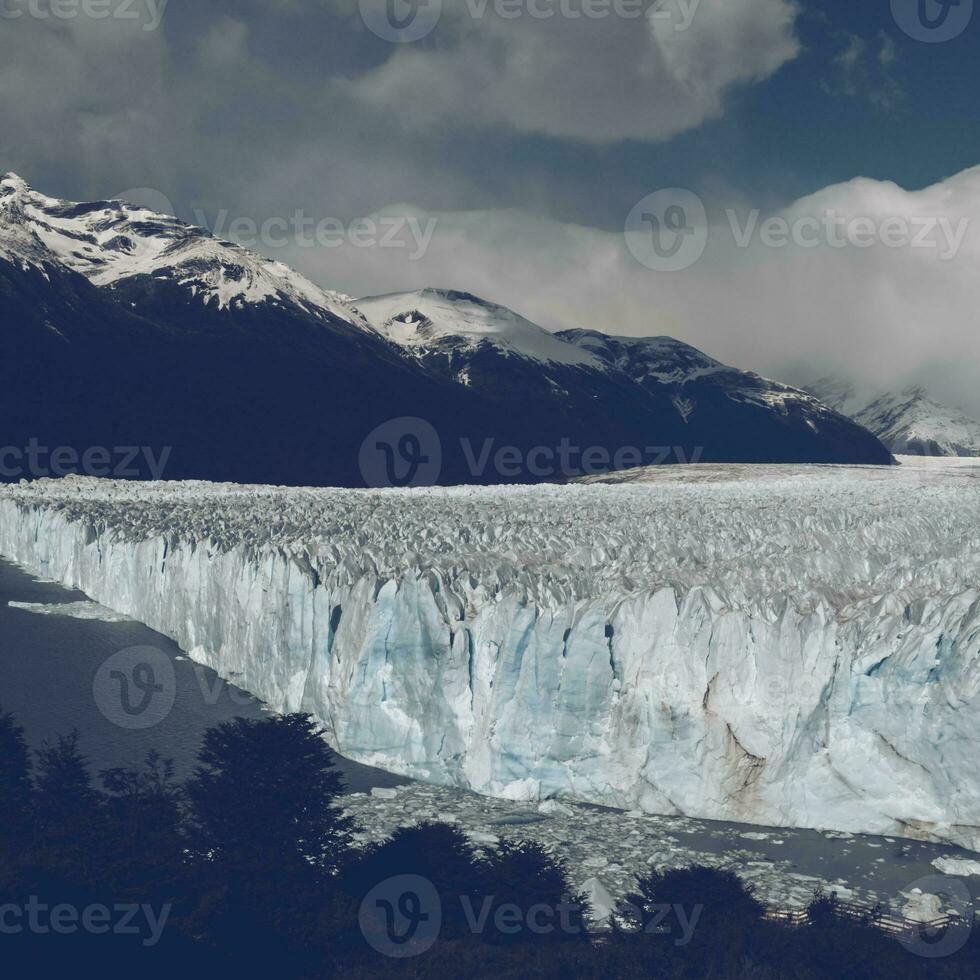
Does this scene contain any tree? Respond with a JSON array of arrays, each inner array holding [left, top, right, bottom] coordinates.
[[32, 731, 107, 889], [101, 751, 186, 904], [806, 891, 841, 929], [186, 713, 353, 877], [481, 840, 589, 945], [184, 713, 354, 965], [616, 865, 763, 948], [344, 821, 486, 942], [0, 708, 33, 854]]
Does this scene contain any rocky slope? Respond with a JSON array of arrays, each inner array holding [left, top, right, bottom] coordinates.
[[1, 174, 893, 485]]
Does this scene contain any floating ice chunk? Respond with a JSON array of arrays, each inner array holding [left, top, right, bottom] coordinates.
[[580, 877, 616, 925], [7, 600, 131, 623], [467, 832, 500, 847], [900, 888, 944, 922], [499, 778, 541, 802], [538, 800, 574, 817], [932, 857, 980, 877]]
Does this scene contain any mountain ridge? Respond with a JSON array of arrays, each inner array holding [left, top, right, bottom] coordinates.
[[803, 375, 980, 457], [0, 174, 895, 484]]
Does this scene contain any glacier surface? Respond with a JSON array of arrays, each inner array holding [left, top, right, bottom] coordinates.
[[1, 459, 978, 848]]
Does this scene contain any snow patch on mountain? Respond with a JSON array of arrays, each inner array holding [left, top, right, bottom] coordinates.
[[561, 329, 853, 428], [0, 173, 363, 324], [558, 329, 726, 385], [357, 289, 601, 368], [1, 460, 979, 847]]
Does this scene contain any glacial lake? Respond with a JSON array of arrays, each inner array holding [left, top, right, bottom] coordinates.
[[0, 557, 406, 791]]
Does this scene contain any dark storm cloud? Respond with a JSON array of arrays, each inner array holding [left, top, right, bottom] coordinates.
[[1, 0, 978, 411]]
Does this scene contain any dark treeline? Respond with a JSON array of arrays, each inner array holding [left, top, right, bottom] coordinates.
[[0, 706, 976, 979]]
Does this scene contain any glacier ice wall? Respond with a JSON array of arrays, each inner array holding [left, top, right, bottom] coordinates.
[[1, 461, 979, 848]]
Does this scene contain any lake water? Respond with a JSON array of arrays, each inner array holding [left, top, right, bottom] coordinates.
[[0, 557, 406, 791]]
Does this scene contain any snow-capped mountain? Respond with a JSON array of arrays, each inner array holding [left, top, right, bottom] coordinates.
[[805, 375, 980, 457], [557, 329, 725, 385], [1, 172, 494, 488], [559, 329, 857, 430], [1, 172, 362, 327], [1, 174, 893, 485], [357, 288, 599, 370], [358, 288, 891, 465]]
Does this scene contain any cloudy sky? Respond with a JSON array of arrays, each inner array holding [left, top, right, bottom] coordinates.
[[2, 0, 979, 410]]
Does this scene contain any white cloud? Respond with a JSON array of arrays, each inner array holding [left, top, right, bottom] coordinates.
[[0, 12, 171, 189], [823, 29, 903, 109], [343, 0, 801, 142], [197, 17, 250, 66], [284, 166, 980, 415]]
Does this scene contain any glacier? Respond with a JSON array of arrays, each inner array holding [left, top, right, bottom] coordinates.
[[1, 458, 979, 849]]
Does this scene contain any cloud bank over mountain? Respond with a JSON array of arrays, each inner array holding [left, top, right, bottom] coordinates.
[[2, 0, 977, 412], [284, 165, 980, 416]]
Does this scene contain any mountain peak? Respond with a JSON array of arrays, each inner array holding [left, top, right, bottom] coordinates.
[[558, 328, 726, 384], [419, 287, 489, 305], [0, 173, 30, 199], [356, 288, 602, 368], [804, 374, 980, 457], [899, 384, 929, 402], [0, 173, 363, 325]]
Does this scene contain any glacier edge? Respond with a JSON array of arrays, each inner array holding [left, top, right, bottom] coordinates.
[[1, 463, 978, 849]]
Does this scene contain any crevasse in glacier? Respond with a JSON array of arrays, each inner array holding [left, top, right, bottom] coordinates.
[[1, 459, 978, 848]]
